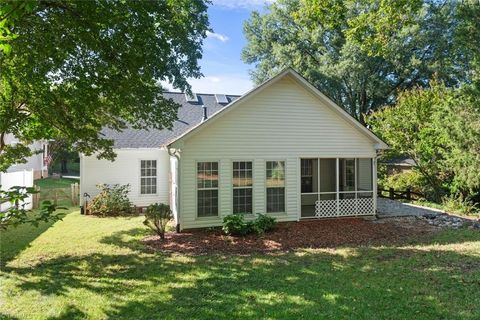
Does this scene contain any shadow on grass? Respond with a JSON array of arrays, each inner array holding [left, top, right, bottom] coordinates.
[[3, 230, 480, 319], [0, 208, 72, 267]]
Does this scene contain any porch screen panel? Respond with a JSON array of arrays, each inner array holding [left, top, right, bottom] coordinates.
[[356, 158, 373, 191], [319, 159, 336, 192]]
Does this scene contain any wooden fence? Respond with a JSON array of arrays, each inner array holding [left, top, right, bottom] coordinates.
[[32, 183, 80, 208], [377, 187, 424, 201]]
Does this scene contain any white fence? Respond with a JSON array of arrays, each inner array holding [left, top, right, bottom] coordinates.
[[0, 169, 34, 211]]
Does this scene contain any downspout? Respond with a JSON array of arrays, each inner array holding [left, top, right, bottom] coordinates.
[[168, 147, 181, 232]]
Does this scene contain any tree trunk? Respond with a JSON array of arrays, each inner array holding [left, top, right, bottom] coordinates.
[[61, 159, 68, 174]]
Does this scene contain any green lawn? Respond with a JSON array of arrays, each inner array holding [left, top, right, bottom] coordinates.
[[1, 210, 479, 320], [34, 177, 79, 190]]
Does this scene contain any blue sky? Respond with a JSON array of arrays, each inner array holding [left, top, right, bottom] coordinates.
[[163, 0, 272, 95]]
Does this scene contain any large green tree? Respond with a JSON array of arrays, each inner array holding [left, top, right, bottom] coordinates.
[[367, 81, 480, 203], [0, 0, 209, 228], [1, 0, 209, 171], [242, 0, 475, 122]]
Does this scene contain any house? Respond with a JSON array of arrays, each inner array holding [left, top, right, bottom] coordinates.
[[382, 156, 415, 176], [3, 134, 49, 180], [80, 68, 388, 231]]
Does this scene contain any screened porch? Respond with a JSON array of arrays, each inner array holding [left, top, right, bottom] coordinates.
[[300, 158, 375, 218]]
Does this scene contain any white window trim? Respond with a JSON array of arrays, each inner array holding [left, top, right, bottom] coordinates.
[[139, 159, 158, 196], [232, 160, 254, 215], [195, 160, 220, 219], [265, 160, 287, 214]]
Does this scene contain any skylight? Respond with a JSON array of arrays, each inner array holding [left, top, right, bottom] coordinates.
[[215, 94, 228, 104], [185, 92, 198, 103]]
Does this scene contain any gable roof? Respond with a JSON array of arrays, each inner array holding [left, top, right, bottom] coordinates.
[[101, 92, 240, 148], [167, 68, 388, 149]]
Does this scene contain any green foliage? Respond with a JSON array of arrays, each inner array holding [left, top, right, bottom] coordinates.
[[381, 170, 438, 200], [242, 0, 475, 121], [143, 203, 172, 240], [0, 186, 63, 229], [442, 194, 479, 217], [368, 81, 480, 204], [223, 213, 277, 236], [222, 214, 251, 236], [251, 213, 276, 234], [88, 184, 132, 217], [0, 0, 210, 171]]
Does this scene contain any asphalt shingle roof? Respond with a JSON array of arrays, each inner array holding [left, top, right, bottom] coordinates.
[[101, 92, 240, 148]]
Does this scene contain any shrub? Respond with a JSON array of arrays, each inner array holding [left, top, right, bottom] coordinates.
[[222, 213, 276, 236], [143, 203, 173, 239], [442, 194, 479, 216], [88, 184, 132, 216], [252, 213, 276, 234], [222, 214, 252, 236]]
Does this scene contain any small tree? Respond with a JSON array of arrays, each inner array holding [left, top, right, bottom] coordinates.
[[143, 203, 172, 240]]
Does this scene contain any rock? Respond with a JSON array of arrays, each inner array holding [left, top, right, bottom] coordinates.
[[424, 213, 438, 220]]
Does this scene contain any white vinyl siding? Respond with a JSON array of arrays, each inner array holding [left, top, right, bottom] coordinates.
[[175, 75, 377, 229], [80, 149, 170, 207]]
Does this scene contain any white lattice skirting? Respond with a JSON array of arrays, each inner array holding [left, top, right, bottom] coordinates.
[[315, 198, 374, 217]]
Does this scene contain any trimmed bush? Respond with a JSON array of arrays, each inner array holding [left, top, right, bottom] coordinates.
[[222, 214, 252, 236], [222, 213, 276, 236], [252, 213, 276, 234], [143, 203, 173, 239], [89, 184, 132, 216]]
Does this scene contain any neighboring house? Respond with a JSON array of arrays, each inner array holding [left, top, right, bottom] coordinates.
[[383, 156, 415, 176], [80, 68, 388, 231], [3, 134, 49, 180]]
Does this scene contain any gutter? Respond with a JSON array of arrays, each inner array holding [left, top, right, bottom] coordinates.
[[167, 147, 181, 232]]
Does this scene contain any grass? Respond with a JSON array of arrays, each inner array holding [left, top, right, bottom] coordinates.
[[1, 210, 479, 319], [34, 177, 79, 190]]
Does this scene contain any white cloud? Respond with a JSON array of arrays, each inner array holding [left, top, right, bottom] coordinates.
[[161, 74, 254, 95], [212, 0, 275, 9], [206, 31, 229, 43]]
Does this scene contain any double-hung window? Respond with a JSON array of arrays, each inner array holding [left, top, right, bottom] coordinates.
[[197, 162, 219, 217], [140, 160, 157, 194], [233, 161, 253, 214], [266, 161, 285, 213]]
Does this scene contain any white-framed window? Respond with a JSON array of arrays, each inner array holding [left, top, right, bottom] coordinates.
[[140, 160, 157, 194], [266, 161, 285, 213], [233, 161, 253, 214], [197, 162, 219, 217]]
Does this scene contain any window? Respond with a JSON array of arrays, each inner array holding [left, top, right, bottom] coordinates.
[[140, 160, 157, 194], [197, 162, 219, 217], [266, 161, 285, 213], [233, 161, 253, 214]]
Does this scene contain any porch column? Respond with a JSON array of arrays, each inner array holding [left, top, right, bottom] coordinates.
[[373, 156, 377, 214], [336, 158, 339, 216]]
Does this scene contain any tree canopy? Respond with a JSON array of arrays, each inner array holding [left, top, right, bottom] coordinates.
[[242, 0, 476, 122], [367, 81, 480, 203], [0, 0, 210, 171]]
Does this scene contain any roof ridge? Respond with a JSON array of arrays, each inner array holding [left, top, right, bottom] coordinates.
[[162, 91, 242, 97]]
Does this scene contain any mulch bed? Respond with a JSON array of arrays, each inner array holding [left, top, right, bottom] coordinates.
[[143, 217, 438, 255]]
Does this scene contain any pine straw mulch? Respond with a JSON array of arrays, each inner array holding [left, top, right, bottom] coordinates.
[[143, 217, 440, 255]]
